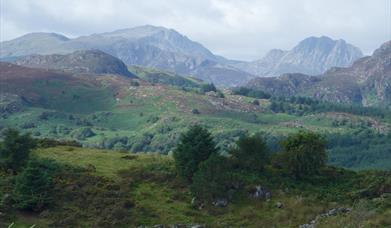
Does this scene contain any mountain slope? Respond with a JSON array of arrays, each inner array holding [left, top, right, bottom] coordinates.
[[13, 50, 136, 77], [0, 25, 250, 86], [237, 36, 363, 77], [246, 41, 391, 106]]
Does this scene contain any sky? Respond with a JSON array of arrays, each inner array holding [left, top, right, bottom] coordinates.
[[0, 0, 390, 61]]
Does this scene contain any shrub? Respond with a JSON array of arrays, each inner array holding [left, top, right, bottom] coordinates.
[[279, 131, 326, 179], [191, 154, 232, 201], [201, 83, 217, 93], [191, 108, 200, 114], [252, 100, 260, 106], [0, 129, 36, 172], [13, 159, 54, 211], [173, 125, 218, 181], [229, 133, 269, 172], [130, 81, 140, 87]]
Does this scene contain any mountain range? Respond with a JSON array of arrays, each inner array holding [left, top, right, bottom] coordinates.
[[246, 41, 391, 106], [235, 36, 363, 76], [0, 25, 364, 86]]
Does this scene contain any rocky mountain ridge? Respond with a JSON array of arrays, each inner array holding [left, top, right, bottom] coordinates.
[[246, 41, 391, 107], [0, 26, 364, 86], [236, 36, 363, 77]]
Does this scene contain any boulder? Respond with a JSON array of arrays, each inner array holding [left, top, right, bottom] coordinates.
[[250, 185, 272, 200], [212, 198, 228, 207]]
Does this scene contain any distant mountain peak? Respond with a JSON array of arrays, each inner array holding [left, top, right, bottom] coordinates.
[[15, 32, 70, 41], [235, 36, 363, 77]]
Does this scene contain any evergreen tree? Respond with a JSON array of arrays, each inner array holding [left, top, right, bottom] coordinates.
[[173, 125, 218, 181], [0, 129, 36, 172], [13, 159, 54, 211]]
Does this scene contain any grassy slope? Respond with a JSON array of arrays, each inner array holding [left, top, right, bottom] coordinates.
[[7, 146, 390, 227], [1, 68, 390, 169]]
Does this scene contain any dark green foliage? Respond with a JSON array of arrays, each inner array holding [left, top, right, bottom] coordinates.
[[278, 131, 327, 179], [270, 96, 390, 118], [0, 129, 36, 172], [229, 133, 269, 172], [191, 108, 200, 114], [190, 154, 232, 201], [13, 159, 54, 211], [252, 99, 260, 106], [173, 125, 218, 181], [130, 81, 140, 87], [232, 87, 271, 99], [326, 130, 391, 170], [201, 83, 217, 93]]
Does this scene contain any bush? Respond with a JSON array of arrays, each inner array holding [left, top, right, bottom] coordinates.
[[201, 83, 217, 93], [191, 108, 200, 114], [173, 125, 218, 181], [191, 154, 232, 201], [279, 131, 326, 179], [130, 81, 140, 87], [252, 100, 260, 106], [0, 129, 36, 172], [13, 159, 54, 211], [232, 87, 271, 99], [229, 133, 269, 172]]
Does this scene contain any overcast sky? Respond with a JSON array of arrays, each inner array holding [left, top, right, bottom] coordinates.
[[1, 0, 390, 60]]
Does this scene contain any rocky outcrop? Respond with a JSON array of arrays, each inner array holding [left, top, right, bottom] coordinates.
[[246, 40, 391, 107], [237, 36, 363, 77], [299, 207, 351, 228]]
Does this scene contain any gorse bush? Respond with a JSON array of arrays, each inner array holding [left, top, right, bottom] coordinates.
[[0, 129, 36, 172], [173, 125, 218, 181]]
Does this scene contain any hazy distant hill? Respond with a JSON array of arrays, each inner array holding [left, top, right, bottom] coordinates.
[[246, 41, 391, 107], [2, 26, 367, 87], [14, 50, 136, 77], [236, 36, 363, 77], [0, 25, 251, 86]]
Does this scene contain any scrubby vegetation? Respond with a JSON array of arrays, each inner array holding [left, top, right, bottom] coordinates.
[[0, 128, 390, 227], [232, 87, 271, 99]]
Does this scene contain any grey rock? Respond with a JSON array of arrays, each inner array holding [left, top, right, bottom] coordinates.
[[212, 198, 228, 207], [276, 202, 283, 208], [251, 185, 272, 200], [299, 207, 352, 228]]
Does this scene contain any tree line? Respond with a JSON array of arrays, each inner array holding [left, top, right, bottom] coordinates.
[[173, 125, 327, 202]]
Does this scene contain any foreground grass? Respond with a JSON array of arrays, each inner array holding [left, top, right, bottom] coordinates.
[[4, 146, 388, 227]]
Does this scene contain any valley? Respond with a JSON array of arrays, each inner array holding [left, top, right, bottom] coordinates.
[[0, 7, 390, 226]]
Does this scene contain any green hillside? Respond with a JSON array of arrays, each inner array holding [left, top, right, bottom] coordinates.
[[2, 146, 389, 227], [1, 63, 391, 170]]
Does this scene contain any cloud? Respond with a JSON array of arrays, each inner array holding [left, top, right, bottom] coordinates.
[[1, 0, 389, 60]]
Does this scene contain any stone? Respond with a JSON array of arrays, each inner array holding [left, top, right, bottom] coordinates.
[[212, 198, 228, 207], [276, 202, 283, 208], [250, 185, 272, 200]]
